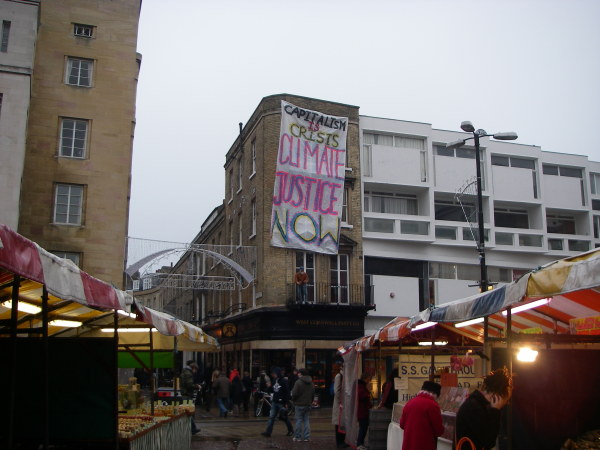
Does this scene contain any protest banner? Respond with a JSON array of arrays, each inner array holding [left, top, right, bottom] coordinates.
[[270, 101, 348, 254]]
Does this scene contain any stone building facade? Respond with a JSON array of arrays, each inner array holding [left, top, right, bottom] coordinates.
[[152, 94, 370, 400], [16, 0, 141, 288]]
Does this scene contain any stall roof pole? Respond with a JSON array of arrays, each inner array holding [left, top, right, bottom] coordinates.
[[8, 275, 20, 449], [150, 327, 155, 416], [113, 310, 119, 450], [507, 308, 513, 450], [42, 286, 49, 450]]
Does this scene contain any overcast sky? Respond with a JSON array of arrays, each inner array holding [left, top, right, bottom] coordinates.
[[128, 0, 600, 244]]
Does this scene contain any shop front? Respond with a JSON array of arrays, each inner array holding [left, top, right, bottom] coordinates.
[[205, 306, 365, 405]]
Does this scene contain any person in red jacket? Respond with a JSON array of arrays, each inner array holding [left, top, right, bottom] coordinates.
[[399, 381, 444, 450]]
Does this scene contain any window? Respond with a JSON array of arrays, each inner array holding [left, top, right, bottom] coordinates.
[[435, 226, 457, 240], [330, 254, 349, 304], [296, 252, 315, 303], [434, 145, 454, 157], [363, 132, 424, 150], [251, 199, 256, 236], [593, 200, 600, 211], [251, 140, 256, 176], [142, 278, 152, 290], [365, 192, 418, 215], [492, 155, 535, 170], [435, 200, 474, 222], [400, 220, 428, 235], [590, 173, 600, 194], [229, 168, 234, 201], [0, 93, 3, 119], [364, 217, 394, 233], [594, 216, 600, 239], [66, 57, 93, 87], [494, 208, 529, 229], [546, 214, 576, 234], [456, 147, 476, 159], [54, 184, 83, 225], [362, 144, 373, 177], [491, 155, 509, 167], [60, 118, 88, 158], [238, 217, 242, 247], [1, 20, 10, 52], [543, 164, 582, 178], [341, 188, 349, 223], [73, 23, 93, 38], [238, 156, 243, 191], [51, 251, 80, 266], [548, 239, 563, 251], [568, 240, 590, 252]]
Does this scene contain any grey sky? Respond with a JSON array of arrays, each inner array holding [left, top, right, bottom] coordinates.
[[129, 0, 600, 243]]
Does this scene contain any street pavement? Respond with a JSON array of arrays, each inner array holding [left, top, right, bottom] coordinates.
[[190, 406, 344, 450]]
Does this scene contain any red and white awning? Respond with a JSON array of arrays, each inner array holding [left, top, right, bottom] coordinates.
[[0, 224, 132, 311]]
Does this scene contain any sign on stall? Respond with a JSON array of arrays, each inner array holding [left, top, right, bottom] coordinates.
[[397, 355, 481, 402]]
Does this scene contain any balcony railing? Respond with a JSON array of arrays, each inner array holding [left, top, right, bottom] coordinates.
[[286, 282, 371, 309]]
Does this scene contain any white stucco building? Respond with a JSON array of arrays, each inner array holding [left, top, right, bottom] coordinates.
[[361, 115, 600, 334], [0, 0, 39, 229]]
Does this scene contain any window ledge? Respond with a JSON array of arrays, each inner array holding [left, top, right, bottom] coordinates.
[[249, 172, 256, 180], [228, 198, 233, 205], [249, 233, 256, 240], [237, 188, 243, 195], [341, 223, 353, 229]]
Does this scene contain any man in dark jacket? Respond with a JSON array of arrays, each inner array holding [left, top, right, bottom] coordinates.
[[399, 381, 444, 450], [180, 361, 200, 435], [291, 368, 315, 442], [261, 367, 294, 437], [456, 368, 512, 450]]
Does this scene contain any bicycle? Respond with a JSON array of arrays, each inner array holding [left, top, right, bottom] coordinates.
[[255, 391, 295, 418], [255, 391, 272, 417]]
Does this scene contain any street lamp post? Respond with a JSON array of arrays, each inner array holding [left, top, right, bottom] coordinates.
[[446, 121, 518, 292]]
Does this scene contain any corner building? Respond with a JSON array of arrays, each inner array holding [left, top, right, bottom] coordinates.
[[192, 95, 369, 400], [17, 0, 141, 288]]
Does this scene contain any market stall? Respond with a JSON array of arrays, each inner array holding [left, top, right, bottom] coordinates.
[[0, 224, 217, 449], [346, 248, 600, 449]]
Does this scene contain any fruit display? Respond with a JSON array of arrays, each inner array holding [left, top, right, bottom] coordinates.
[[562, 430, 600, 449], [117, 415, 155, 439]]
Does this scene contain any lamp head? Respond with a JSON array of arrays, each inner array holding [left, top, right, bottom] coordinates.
[[446, 139, 466, 149], [461, 121, 475, 133], [492, 132, 518, 141]]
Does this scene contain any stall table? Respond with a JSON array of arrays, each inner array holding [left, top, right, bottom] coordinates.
[[119, 413, 191, 450]]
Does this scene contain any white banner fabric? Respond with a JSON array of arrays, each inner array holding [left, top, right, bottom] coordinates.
[[270, 101, 349, 254]]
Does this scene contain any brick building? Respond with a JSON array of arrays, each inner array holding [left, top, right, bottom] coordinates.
[[152, 94, 370, 400]]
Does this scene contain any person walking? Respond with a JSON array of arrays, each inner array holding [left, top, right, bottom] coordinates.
[[180, 360, 200, 435], [242, 370, 253, 413], [230, 370, 244, 417], [213, 371, 231, 418], [356, 373, 372, 450], [332, 364, 347, 448], [261, 367, 294, 438], [456, 367, 512, 450], [399, 381, 444, 450], [294, 266, 309, 303], [291, 368, 315, 442]]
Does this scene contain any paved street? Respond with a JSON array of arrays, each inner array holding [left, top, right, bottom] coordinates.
[[190, 406, 343, 449]]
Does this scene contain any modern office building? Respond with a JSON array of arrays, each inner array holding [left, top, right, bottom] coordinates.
[[16, 0, 141, 288], [0, 0, 39, 230], [361, 115, 600, 334]]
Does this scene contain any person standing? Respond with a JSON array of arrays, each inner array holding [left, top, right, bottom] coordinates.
[[180, 360, 200, 435], [242, 370, 253, 413], [332, 364, 347, 448], [261, 367, 294, 438], [456, 368, 512, 450], [356, 373, 372, 450], [378, 368, 399, 409], [213, 371, 231, 418], [230, 370, 244, 417], [255, 369, 272, 416], [294, 266, 309, 303], [399, 381, 444, 450], [291, 368, 315, 442]]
